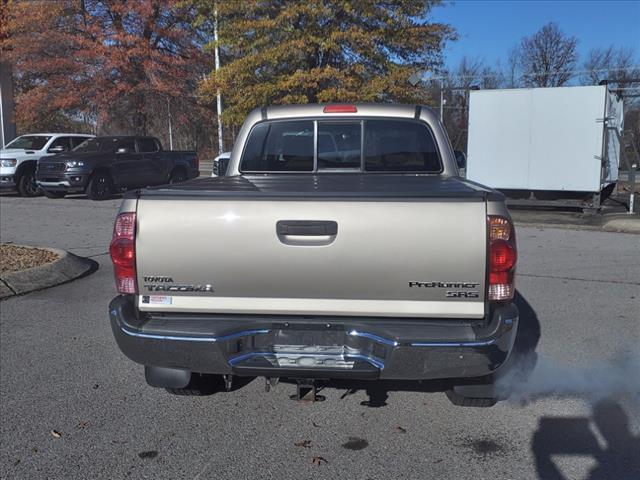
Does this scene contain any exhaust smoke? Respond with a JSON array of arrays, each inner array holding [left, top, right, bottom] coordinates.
[[496, 353, 640, 405]]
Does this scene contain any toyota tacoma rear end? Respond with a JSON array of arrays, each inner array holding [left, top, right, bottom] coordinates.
[[108, 104, 519, 406]]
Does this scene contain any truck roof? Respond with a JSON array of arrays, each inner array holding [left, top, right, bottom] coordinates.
[[258, 103, 435, 121], [92, 135, 158, 139], [15, 133, 93, 137]]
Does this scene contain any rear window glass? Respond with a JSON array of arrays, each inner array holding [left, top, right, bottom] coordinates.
[[317, 122, 361, 170], [73, 137, 119, 152], [71, 137, 91, 149], [48, 137, 73, 152], [118, 138, 137, 152], [240, 118, 441, 173], [364, 120, 441, 172], [241, 121, 314, 172], [138, 138, 159, 152]]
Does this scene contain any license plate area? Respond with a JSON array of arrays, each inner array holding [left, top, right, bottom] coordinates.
[[222, 327, 388, 373]]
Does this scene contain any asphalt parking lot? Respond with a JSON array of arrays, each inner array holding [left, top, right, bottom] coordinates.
[[1, 194, 639, 480]]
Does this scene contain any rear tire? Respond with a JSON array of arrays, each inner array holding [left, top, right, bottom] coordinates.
[[42, 190, 66, 199], [17, 171, 40, 197], [86, 172, 113, 200], [169, 168, 188, 184]]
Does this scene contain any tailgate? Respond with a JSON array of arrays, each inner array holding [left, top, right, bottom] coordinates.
[[136, 199, 487, 318]]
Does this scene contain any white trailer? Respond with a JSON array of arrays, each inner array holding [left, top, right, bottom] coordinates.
[[466, 85, 623, 209]]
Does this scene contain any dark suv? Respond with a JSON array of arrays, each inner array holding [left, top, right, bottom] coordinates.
[[36, 136, 198, 200]]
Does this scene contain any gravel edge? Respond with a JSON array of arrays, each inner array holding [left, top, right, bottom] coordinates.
[[0, 246, 97, 299]]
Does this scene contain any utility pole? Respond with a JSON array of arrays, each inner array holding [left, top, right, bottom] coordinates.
[[0, 0, 16, 147], [167, 98, 173, 150], [0, 62, 16, 148], [214, 6, 224, 155], [439, 76, 444, 122]]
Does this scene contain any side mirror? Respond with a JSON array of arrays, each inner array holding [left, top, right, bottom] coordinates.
[[454, 150, 467, 170], [116, 147, 129, 154], [48, 145, 66, 153], [219, 158, 230, 176]]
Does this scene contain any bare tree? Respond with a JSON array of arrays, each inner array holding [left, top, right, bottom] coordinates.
[[452, 56, 483, 88], [518, 22, 578, 87], [582, 46, 614, 85], [582, 45, 639, 87], [481, 65, 504, 89], [625, 109, 640, 165], [446, 57, 503, 90], [607, 47, 640, 88], [441, 57, 504, 152], [506, 46, 520, 88]]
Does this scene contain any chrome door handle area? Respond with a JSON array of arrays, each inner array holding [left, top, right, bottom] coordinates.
[[276, 220, 338, 246]]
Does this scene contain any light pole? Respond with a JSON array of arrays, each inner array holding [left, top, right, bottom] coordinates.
[[214, 6, 223, 155], [408, 72, 445, 122], [439, 76, 444, 122]]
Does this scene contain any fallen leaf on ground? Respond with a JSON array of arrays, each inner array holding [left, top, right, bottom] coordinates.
[[312, 456, 327, 466], [395, 426, 407, 434], [294, 440, 312, 448], [51, 430, 61, 439]]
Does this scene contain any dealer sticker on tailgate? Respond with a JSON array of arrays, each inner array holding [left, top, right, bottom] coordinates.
[[141, 295, 173, 305]]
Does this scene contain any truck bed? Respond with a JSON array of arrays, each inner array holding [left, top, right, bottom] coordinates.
[[141, 174, 501, 199]]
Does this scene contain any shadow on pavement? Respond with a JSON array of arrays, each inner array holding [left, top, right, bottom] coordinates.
[[168, 373, 256, 396], [0, 192, 123, 201], [47, 193, 124, 201], [532, 400, 640, 480]]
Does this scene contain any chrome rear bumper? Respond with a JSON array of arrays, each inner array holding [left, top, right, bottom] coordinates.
[[109, 296, 518, 381]]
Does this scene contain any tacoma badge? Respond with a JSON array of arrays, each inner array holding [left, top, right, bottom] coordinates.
[[143, 276, 214, 293]]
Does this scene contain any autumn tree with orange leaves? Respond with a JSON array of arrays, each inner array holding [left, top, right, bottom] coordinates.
[[2, 0, 212, 147], [192, 0, 455, 127]]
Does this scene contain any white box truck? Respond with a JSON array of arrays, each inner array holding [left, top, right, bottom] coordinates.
[[466, 85, 623, 210]]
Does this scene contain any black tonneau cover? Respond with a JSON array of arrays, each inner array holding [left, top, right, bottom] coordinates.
[[141, 174, 502, 200]]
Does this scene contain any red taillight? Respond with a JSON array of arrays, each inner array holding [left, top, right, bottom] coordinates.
[[488, 216, 517, 301], [109, 212, 137, 294], [323, 104, 358, 113]]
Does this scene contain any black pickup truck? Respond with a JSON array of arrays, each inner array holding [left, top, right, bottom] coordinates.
[[36, 136, 198, 200]]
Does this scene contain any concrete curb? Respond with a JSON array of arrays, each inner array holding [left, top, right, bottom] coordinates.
[[511, 212, 640, 234], [0, 246, 97, 299], [601, 218, 640, 234]]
